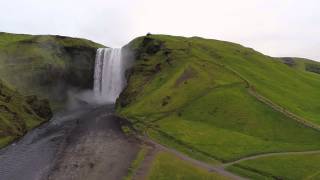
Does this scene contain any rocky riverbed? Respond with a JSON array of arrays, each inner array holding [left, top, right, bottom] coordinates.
[[0, 105, 139, 180]]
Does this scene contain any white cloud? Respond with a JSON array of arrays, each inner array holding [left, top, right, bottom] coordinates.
[[1, 0, 319, 59]]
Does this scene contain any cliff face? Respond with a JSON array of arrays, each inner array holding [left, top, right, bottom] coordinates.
[[0, 32, 105, 109], [0, 79, 51, 147], [0, 32, 105, 147]]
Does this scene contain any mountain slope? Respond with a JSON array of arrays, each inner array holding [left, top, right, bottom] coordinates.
[[279, 57, 320, 75], [0, 79, 51, 147], [228, 152, 320, 179], [0, 32, 105, 109], [117, 35, 320, 163]]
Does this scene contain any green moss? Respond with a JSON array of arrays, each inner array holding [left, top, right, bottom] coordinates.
[[0, 79, 50, 148]]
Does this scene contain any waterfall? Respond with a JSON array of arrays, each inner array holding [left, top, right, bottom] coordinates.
[[93, 48, 125, 104]]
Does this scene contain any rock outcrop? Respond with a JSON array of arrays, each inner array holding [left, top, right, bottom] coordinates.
[[0, 32, 105, 110]]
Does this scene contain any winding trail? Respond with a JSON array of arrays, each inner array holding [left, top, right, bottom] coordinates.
[[129, 80, 320, 179], [248, 88, 320, 132], [223, 150, 320, 167], [128, 50, 320, 180], [140, 137, 247, 180], [138, 136, 320, 180]]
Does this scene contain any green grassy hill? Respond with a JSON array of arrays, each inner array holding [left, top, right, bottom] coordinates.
[[0, 32, 104, 109], [279, 57, 320, 74], [227, 152, 320, 179], [117, 35, 320, 176], [0, 79, 51, 147]]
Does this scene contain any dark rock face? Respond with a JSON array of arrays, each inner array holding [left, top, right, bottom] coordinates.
[[136, 37, 164, 59], [0, 32, 105, 147], [0, 33, 105, 110], [63, 45, 98, 89], [117, 36, 171, 108], [306, 63, 320, 74], [25, 95, 52, 120], [281, 57, 296, 67]]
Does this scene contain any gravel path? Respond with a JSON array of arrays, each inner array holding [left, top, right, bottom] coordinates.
[[47, 107, 140, 180]]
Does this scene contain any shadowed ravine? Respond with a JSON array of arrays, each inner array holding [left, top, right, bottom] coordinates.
[[0, 105, 139, 180], [0, 47, 139, 180]]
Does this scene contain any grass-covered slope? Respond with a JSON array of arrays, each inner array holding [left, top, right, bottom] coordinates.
[[188, 39, 320, 125], [147, 152, 230, 180], [227, 152, 320, 180], [0, 79, 51, 148], [0, 32, 104, 109], [117, 35, 320, 162], [279, 57, 320, 75]]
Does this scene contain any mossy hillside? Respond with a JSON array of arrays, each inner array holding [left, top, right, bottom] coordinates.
[[0, 79, 51, 148], [227, 153, 320, 180], [188, 38, 320, 125], [117, 35, 320, 162], [279, 57, 320, 75], [148, 84, 320, 162], [0, 32, 105, 109]]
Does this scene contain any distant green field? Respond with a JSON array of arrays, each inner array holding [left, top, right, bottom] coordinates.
[[117, 35, 320, 163], [227, 153, 320, 180], [147, 152, 230, 180]]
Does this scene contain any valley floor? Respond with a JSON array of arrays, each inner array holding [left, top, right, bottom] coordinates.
[[0, 105, 140, 180], [1, 104, 320, 180], [47, 108, 140, 180]]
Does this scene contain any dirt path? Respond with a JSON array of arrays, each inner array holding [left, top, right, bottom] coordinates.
[[128, 79, 320, 180], [134, 137, 320, 180], [223, 150, 320, 167], [47, 107, 140, 180], [132, 144, 159, 180], [248, 88, 320, 132], [139, 138, 247, 180]]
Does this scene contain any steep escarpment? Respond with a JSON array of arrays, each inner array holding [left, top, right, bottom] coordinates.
[[0, 79, 51, 147], [117, 35, 320, 165], [0, 32, 105, 109], [0, 32, 104, 147]]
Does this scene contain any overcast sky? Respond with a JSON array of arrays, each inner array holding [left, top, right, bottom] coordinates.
[[1, 0, 319, 60]]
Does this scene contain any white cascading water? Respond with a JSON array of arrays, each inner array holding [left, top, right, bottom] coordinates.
[[94, 48, 125, 104]]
